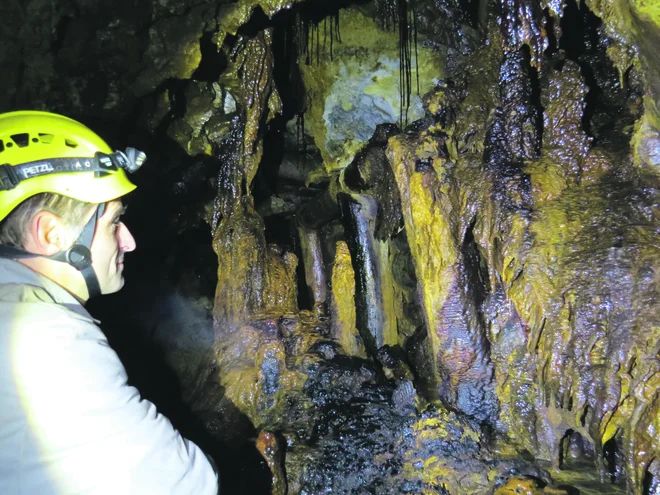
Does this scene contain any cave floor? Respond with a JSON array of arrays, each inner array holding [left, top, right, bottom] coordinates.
[[541, 462, 626, 495]]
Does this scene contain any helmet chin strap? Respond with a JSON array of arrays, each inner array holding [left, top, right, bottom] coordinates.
[[0, 203, 106, 299], [49, 203, 105, 299]]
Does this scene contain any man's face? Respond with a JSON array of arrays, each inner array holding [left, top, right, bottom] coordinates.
[[89, 199, 136, 294]]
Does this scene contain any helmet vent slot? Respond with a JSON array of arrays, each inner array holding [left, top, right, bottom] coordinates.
[[38, 133, 55, 144], [0, 140, 4, 153], [10, 133, 30, 148], [64, 138, 79, 148]]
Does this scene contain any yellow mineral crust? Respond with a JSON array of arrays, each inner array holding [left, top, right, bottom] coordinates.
[[495, 179, 660, 489], [216, 320, 310, 429], [330, 241, 366, 357], [395, 407, 494, 494], [387, 133, 459, 389], [494, 476, 545, 495], [378, 239, 400, 348], [493, 475, 571, 495], [212, 207, 267, 332], [263, 245, 298, 316], [227, 29, 278, 188]]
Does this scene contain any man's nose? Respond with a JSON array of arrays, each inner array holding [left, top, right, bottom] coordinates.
[[117, 222, 137, 252]]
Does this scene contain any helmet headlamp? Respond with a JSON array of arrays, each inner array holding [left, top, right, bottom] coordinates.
[[0, 147, 146, 191]]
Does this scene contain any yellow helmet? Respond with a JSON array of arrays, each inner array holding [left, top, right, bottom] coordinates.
[[0, 111, 140, 222]]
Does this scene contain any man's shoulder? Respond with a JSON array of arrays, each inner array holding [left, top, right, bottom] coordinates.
[[0, 281, 56, 304], [0, 282, 101, 340], [0, 260, 98, 323]]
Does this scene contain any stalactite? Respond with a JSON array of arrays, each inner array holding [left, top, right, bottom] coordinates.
[[386, 130, 498, 420], [498, 0, 548, 68], [375, 0, 420, 126], [292, 9, 341, 67], [285, 8, 342, 154], [211, 29, 286, 333]]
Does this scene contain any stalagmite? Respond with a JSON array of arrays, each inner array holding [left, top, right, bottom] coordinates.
[[330, 240, 366, 357], [297, 227, 328, 310], [387, 131, 498, 421], [256, 431, 287, 495], [338, 192, 397, 355]]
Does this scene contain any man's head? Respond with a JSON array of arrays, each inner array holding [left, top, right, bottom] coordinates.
[[88, 200, 136, 294], [0, 111, 144, 301], [0, 194, 137, 299]]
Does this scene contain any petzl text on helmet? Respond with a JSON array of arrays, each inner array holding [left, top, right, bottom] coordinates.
[[0, 148, 147, 191]]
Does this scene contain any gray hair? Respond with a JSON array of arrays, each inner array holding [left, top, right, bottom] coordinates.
[[0, 193, 96, 248]]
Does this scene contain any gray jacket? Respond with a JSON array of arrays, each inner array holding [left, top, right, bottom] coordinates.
[[0, 258, 218, 494]]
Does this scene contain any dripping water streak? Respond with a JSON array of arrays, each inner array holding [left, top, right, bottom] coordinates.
[[290, 8, 342, 155], [412, 0, 420, 96], [378, 0, 419, 127]]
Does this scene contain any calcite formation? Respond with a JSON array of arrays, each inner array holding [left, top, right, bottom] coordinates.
[[200, 2, 660, 492]]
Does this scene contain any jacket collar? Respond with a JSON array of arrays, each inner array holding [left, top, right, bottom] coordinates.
[[0, 258, 98, 323]]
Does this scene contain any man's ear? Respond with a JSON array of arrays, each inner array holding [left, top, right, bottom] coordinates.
[[27, 211, 69, 256]]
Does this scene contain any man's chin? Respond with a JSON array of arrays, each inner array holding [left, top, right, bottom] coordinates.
[[102, 277, 125, 295]]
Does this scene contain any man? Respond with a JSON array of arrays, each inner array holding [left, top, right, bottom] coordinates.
[[0, 111, 218, 494]]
